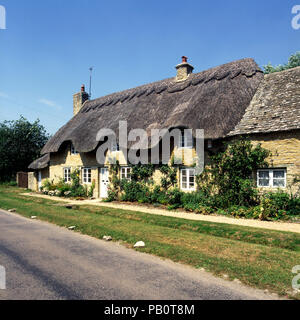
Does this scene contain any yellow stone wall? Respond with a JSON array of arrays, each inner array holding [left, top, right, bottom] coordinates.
[[47, 143, 199, 198], [50, 146, 99, 197], [28, 172, 37, 191], [247, 130, 300, 194], [45, 131, 300, 197], [28, 168, 50, 192]]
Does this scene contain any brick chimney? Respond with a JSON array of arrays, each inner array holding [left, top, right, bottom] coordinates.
[[175, 56, 194, 82], [73, 84, 89, 115]]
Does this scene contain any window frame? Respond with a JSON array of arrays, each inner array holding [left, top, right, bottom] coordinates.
[[120, 167, 131, 181], [63, 167, 71, 183], [82, 167, 92, 184], [179, 129, 193, 149], [111, 141, 120, 152], [257, 168, 287, 188], [180, 168, 196, 191], [71, 144, 79, 155]]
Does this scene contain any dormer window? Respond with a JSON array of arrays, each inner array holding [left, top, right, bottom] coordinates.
[[111, 142, 120, 152], [71, 144, 79, 155], [179, 129, 193, 149]]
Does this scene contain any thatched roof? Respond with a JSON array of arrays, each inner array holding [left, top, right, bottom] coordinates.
[[42, 58, 263, 154], [229, 66, 300, 136], [28, 154, 50, 170]]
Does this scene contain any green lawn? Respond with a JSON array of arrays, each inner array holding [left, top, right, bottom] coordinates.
[[0, 185, 300, 298]]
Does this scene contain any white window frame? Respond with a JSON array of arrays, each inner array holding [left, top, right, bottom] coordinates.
[[179, 129, 193, 149], [180, 168, 196, 191], [257, 169, 286, 188], [63, 167, 71, 183], [82, 168, 92, 184], [121, 167, 131, 181], [71, 144, 79, 155], [111, 141, 120, 152]]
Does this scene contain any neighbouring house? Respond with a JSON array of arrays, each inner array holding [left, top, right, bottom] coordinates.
[[28, 57, 300, 198]]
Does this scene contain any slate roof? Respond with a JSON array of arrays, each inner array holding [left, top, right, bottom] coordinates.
[[229, 66, 300, 136]]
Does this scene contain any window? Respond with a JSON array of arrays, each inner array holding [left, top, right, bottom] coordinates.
[[111, 142, 120, 152], [257, 169, 286, 188], [121, 167, 131, 181], [71, 144, 79, 155], [180, 168, 196, 191], [179, 129, 193, 149], [63, 168, 71, 183], [82, 168, 92, 184], [207, 140, 213, 149]]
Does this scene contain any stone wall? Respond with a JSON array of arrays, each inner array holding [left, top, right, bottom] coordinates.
[[50, 145, 99, 197], [47, 130, 300, 197], [28, 168, 49, 192], [49, 142, 200, 198], [247, 130, 300, 195], [28, 172, 37, 191]]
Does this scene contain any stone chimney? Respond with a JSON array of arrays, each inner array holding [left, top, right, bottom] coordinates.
[[175, 56, 194, 82], [73, 84, 89, 116]]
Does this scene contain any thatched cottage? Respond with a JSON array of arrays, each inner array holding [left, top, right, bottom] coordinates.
[[28, 57, 300, 198]]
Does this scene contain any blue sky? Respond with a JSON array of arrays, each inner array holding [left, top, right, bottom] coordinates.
[[0, 0, 299, 134]]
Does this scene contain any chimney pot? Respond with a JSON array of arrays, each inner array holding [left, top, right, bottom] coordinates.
[[182, 56, 188, 63]]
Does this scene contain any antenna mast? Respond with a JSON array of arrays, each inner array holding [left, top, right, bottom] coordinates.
[[89, 67, 93, 98]]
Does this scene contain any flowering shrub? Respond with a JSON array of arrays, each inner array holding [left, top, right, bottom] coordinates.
[[40, 169, 94, 199]]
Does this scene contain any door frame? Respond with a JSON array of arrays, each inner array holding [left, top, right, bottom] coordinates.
[[38, 170, 42, 191], [99, 167, 109, 199]]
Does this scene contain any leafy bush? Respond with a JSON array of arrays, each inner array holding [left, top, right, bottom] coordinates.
[[120, 180, 151, 203], [159, 165, 177, 190], [264, 191, 300, 216], [227, 205, 252, 219], [105, 187, 118, 202], [56, 182, 72, 197], [88, 180, 96, 198], [181, 191, 212, 212], [1, 181, 17, 187], [165, 188, 183, 207], [131, 164, 155, 182], [41, 169, 89, 198], [199, 138, 270, 208]]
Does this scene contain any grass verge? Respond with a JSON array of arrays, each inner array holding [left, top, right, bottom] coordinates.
[[0, 186, 299, 298]]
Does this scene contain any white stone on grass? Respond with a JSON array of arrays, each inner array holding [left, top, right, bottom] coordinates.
[[68, 226, 76, 230], [103, 236, 112, 241], [31, 216, 37, 220], [134, 241, 145, 248]]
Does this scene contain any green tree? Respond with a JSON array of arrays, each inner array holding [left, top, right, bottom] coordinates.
[[0, 116, 50, 182], [263, 52, 300, 74]]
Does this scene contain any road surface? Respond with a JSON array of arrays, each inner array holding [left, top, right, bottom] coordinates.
[[0, 209, 278, 300]]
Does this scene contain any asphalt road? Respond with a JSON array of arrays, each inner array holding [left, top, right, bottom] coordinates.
[[0, 209, 278, 300]]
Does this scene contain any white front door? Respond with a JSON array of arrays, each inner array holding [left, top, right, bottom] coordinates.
[[38, 171, 42, 191], [100, 168, 109, 198]]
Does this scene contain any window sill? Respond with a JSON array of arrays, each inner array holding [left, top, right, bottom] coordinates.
[[257, 186, 287, 189]]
